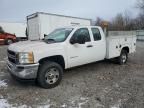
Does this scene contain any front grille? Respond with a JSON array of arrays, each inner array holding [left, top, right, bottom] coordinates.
[[8, 50, 15, 55], [7, 50, 17, 64]]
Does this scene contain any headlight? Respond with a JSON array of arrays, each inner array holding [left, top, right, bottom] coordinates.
[[18, 52, 34, 64]]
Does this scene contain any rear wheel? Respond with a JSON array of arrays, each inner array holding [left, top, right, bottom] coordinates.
[[37, 61, 63, 89], [118, 50, 128, 65], [5, 39, 13, 45]]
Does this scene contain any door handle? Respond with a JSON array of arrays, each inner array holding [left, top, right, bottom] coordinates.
[[87, 45, 93, 48]]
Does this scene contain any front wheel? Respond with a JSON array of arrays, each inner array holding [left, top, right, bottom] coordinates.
[[37, 61, 63, 89], [118, 50, 128, 65]]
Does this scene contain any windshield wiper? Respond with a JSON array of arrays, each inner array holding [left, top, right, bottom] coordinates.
[[47, 39, 55, 41], [44, 38, 56, 43]]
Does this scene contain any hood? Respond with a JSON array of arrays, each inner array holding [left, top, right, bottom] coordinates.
[[8, 40, 63, 52]]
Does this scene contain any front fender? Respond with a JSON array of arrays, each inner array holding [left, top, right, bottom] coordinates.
[[33, 48, 67, 68]]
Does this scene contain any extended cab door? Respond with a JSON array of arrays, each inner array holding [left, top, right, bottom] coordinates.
[[89, 27, 106, 62]]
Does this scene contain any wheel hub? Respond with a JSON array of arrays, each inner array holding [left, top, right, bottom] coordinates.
[[122, 54, 127, 63], [45, 68, 59, 84], [7, 40, 12, 44]]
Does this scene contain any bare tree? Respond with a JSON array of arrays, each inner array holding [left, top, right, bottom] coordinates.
[[135, 0, 144, 29], [0, 26, 5, 33], [123, 10, 135, 30], [124, 11, 131, 29], [108, 11, 136, 31], [135, 13, 144, 29], [94, 8, 143, 31], [137, 0, 144, 11], [95, 17, 103, 26], [109, 13, 125, 30]]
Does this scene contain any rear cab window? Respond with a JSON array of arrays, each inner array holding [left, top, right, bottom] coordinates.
[[91, 28, 101, 41]]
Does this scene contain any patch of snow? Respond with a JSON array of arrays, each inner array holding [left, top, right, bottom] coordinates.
[[69, 96, 89, 108], [0, 99, 10, 108], [9, 104, 31, 108], [111, 99, 122, 108], [95, 103, 105, 107], [38, 104, 51, 108], [0, 96, 32, 108], [0, 96, 3, 99], [0, 72, 7, 77], [4, 57, 8, 61], [61, 103, 67, 108], [0, 75, 4, 77], [78, 97, 89, 108], [103, 86, 112, 93], [114, 83, 119, 88], [36, 99, 56, 108], [36, 97, 89, 108], [35, 98, 39, 101], [17, 105, 31, 108], [0, 61, 5, 63], [0, 80, 8, 88]]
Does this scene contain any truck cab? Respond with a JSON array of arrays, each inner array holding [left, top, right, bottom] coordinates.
[[7, 26, 136, 89], [66, 26, 106, 67]]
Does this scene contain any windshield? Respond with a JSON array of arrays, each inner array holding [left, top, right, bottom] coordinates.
[[44, 28, 73, 43]]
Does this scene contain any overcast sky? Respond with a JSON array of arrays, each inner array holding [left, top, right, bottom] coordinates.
[[0, 0, 138, 22]]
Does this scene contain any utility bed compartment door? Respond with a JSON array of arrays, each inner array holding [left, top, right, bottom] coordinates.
[[106, 35, 136, 59], [131, 36, 136, 53], [106, 38, 120, 59]]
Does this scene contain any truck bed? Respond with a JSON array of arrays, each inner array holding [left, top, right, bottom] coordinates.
[[106, 31, 136, 59]]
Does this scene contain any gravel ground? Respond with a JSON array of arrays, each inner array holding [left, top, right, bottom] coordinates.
[[0, 41, 144, 108]]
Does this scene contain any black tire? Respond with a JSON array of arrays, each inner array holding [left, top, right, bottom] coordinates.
[[37, 61, 63, 89], [118, 50, 128, 65], [5, 39, 13, 45]]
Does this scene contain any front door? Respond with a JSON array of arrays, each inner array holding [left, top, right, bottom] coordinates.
[[67, 28, 94, 68]]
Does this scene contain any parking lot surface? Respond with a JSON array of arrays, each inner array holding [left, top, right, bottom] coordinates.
[[0, 41, 144, 108]]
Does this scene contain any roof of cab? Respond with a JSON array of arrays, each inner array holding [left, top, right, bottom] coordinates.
[[61, 25, 101, 29]]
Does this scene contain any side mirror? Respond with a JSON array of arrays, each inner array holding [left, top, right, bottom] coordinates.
[[44, 34, 47, 37], [70, 38, 76, 44]]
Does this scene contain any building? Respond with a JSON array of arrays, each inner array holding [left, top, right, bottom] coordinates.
[[137, 30, 144, 41], [0, 22, 27, 40]]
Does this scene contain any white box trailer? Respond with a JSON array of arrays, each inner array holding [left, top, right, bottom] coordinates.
[[0, 22, 27, 40], [27, 12, 91, 40]]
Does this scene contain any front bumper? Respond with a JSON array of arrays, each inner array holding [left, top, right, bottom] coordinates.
[[0, 39, 5, 44], [7, 60, 39, 79]]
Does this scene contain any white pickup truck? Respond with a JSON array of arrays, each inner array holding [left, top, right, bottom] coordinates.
[[7, 26, 136, 88]]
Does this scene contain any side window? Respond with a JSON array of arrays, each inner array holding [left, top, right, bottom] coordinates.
[[72, 28, 91, 42], [91, 28, 101, 41]]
